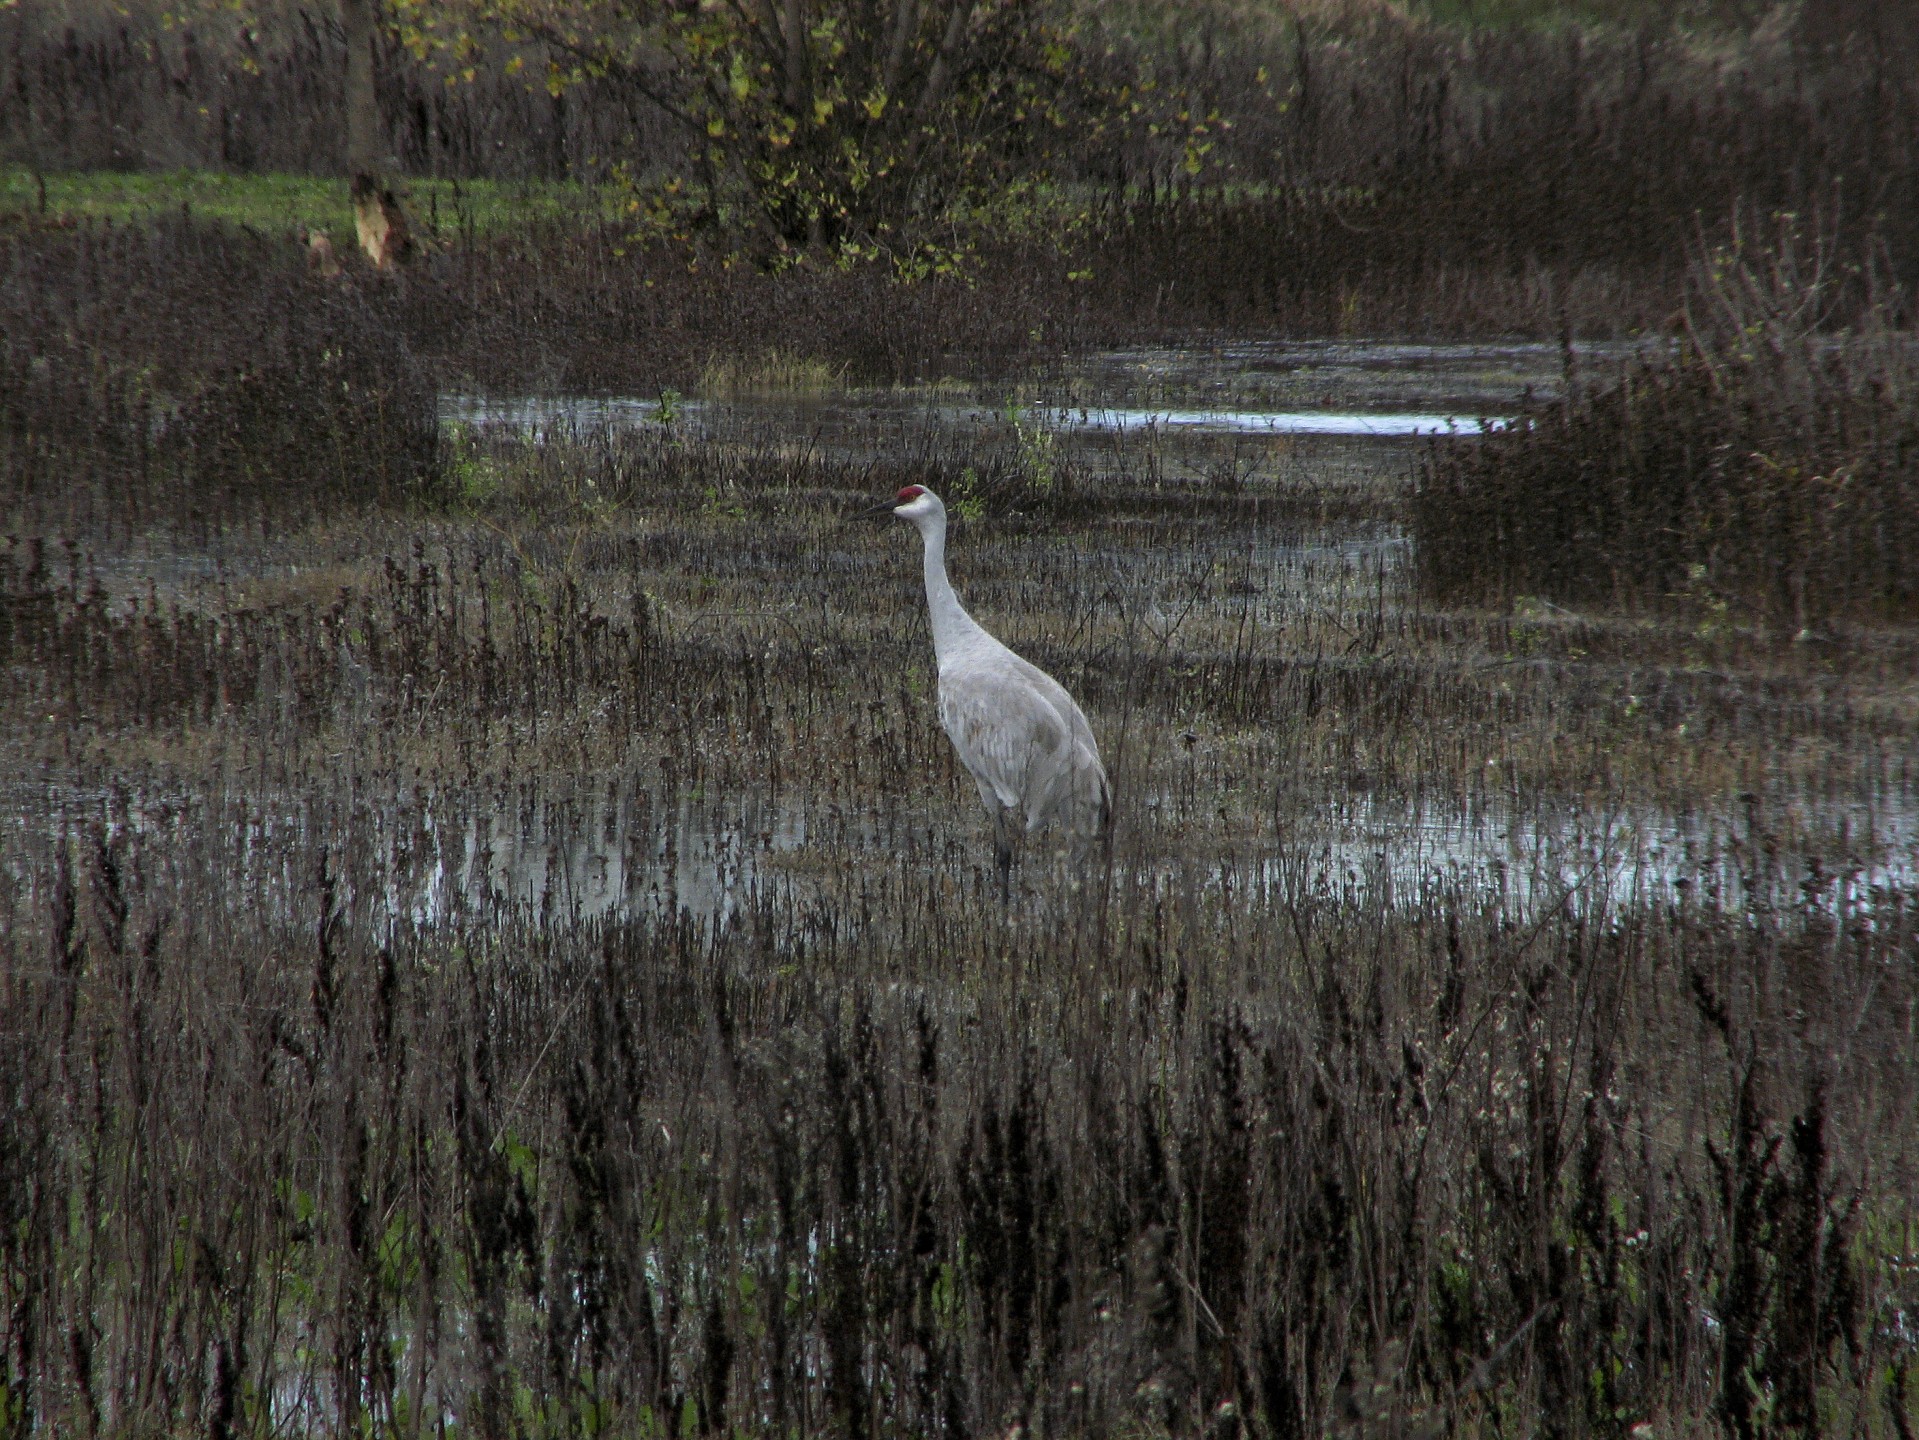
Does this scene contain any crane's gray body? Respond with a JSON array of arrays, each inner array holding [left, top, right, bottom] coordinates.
[[936, 634, 1109, 836], [893, 489, 1110, 840]]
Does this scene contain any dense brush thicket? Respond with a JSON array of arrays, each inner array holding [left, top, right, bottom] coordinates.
[[0, 211, 1100, 477], [1414, 229, 1919, 625], [1081, 17, 1919, 307], [0, 216, 436, 536], [0, 7, 656, 179], [4, 6, 1917, 317]]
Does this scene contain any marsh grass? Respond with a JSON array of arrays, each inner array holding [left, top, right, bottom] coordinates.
[[697, 350, 852, 398], [0, 215, 437, 541], [3, 793, 1911, 1438], [3, 377, 1918, 1438]]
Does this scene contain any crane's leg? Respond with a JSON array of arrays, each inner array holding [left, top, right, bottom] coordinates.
[[993, 807, 1014, 906]]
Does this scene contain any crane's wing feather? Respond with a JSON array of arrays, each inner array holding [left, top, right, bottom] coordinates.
[[937, 663, 1066, 808], [937, 652, 1109, 835], [1002, 651, 1101, 757]]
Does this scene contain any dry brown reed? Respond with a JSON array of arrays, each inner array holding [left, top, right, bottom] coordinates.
[[2, 803, 1909, 1437], [0, 215, 436, 541]]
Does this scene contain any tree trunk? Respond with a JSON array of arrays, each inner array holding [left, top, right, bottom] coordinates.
[[342, 0, 382, 174], [341, 0, 412, 269]]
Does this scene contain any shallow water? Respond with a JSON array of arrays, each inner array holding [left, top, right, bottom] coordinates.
[[1036, 406, 1498, 436], [439, 392, 1505, 441], [6, 775, 1911, 948], [433, 336, 1619, 447], [1282, 793, 1919, 917], [0, 778, 786, 937], [438, 337, 1639, 442], [14, 337, 1911, 942], [423, 336, 1914, 928], [1049, 337, 1653, 413]]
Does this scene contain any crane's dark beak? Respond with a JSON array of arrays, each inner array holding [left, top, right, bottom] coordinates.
[[847, 497, 900, 524]]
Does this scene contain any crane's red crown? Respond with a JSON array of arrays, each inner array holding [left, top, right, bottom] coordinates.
[[896, 485, 927, 502]]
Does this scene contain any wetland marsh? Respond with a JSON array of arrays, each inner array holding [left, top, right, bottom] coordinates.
[[4, 274, 1916, 1435], [7, 0, 1919, 1421]]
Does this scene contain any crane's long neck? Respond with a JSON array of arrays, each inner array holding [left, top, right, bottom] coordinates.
[[916, 512, 987, 662]]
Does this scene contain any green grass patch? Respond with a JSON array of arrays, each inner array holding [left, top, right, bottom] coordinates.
[[0, 167, 1363, 254], [0, 168, 620, 243]]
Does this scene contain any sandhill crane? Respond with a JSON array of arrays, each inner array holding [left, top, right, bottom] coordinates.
[[863, 485, 1110, 899]]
